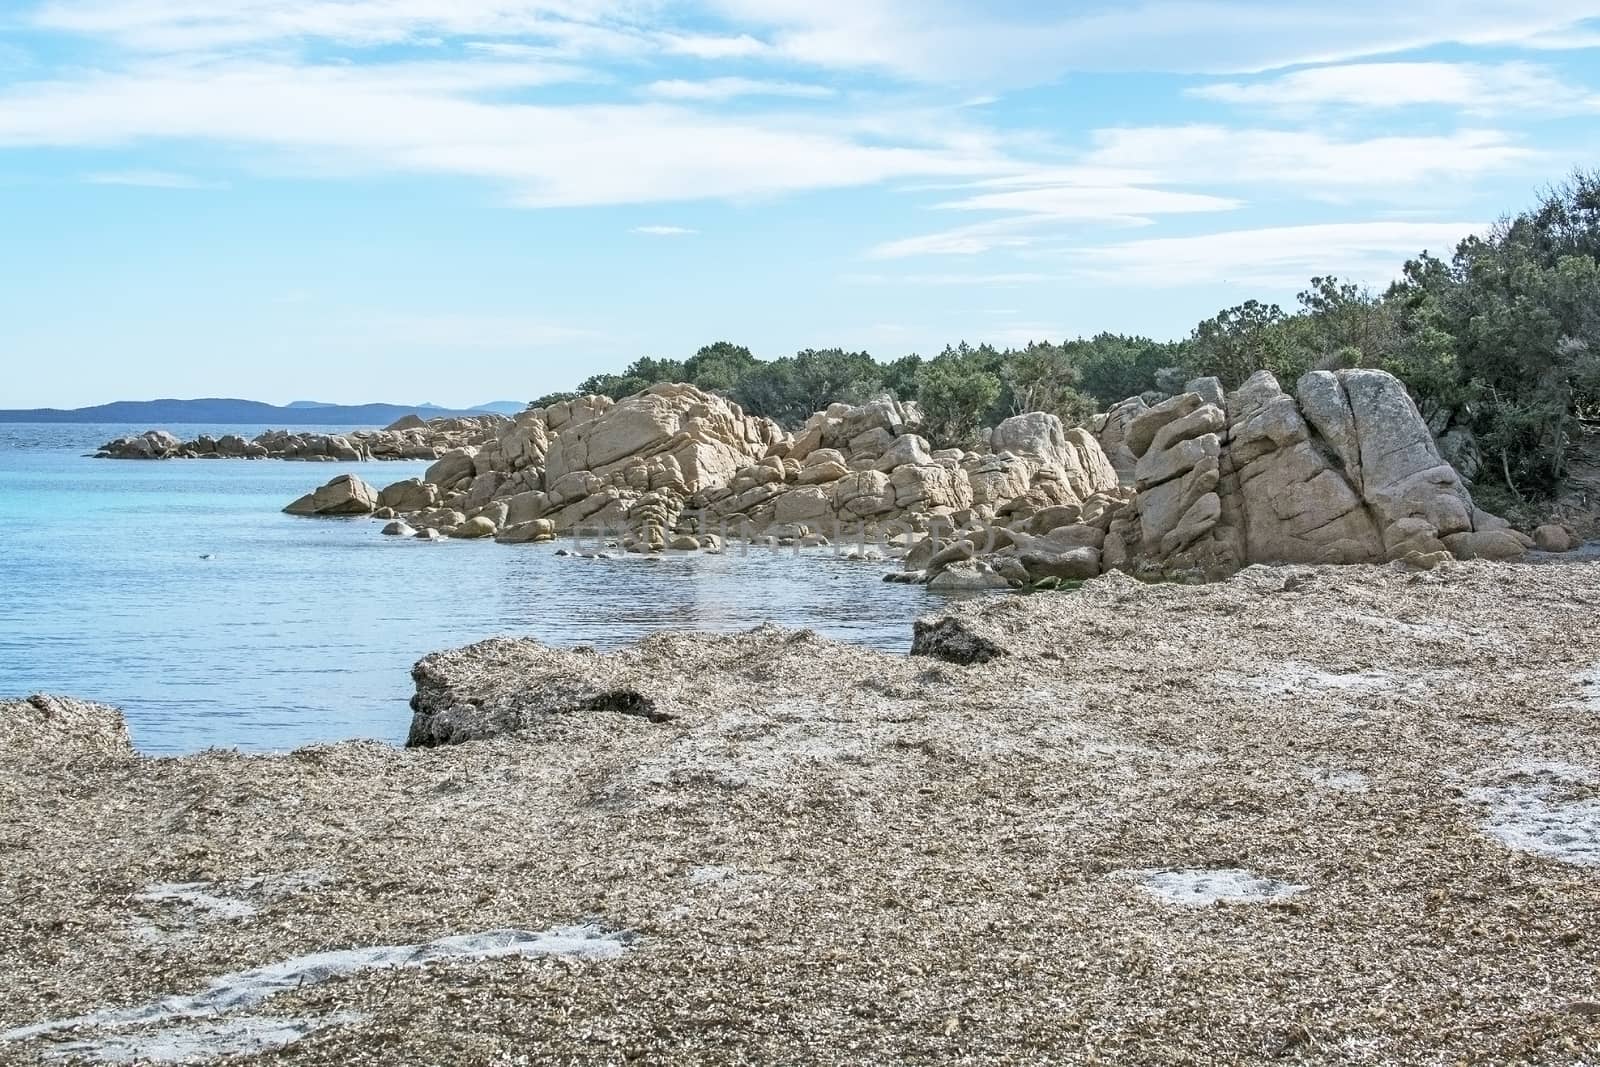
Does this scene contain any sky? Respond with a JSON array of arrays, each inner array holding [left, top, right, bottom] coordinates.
[[2, 1, 1598, 408]]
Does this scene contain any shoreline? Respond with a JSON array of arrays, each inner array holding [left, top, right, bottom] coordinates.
[[5, 559, 1599, 1063]]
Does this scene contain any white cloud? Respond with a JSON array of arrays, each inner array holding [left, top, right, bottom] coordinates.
[[631, 224, 697, 236], [1072, 221, 1484, 287], [83, 168, 225, 188], [643, 78, 834, 101], [32, 0, 1600, 83], [1086, 126, 1538, 188], [933, 184, 1242, 218], [656, 32, 770, 58], [705, 0, 1600, 81], [1191, 61, 1600, 115], [30, 0, 640, 51], [0, 59, 1017, 207], [868, 182, 1241, 259]]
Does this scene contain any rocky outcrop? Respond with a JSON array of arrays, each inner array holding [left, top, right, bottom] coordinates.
[[97, 415, 507, 462], [290, 383, 1120, 548], [930, 368, 1523, 586], [278, 370, 1524, 578]]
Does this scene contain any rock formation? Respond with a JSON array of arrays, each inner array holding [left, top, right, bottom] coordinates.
[[294, 383, 1106, 551], [97, 414, 507, 462], [281, 369, 1542, 578]]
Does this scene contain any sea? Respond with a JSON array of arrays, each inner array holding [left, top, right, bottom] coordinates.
[[0, 424, 937, 755]]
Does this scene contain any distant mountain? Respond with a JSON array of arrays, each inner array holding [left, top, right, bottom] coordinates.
[[0, 398, 515, 425], [472, 400, 530, 416]]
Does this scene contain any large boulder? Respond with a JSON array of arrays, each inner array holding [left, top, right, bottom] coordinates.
[[425, 448, 479, 489], [1313, 369, 1475, 540], [1534, 524, 1580, 552], [283, 474, 378, 516], [378, 477, 439, 513], [1228, 372, 1378, 565]]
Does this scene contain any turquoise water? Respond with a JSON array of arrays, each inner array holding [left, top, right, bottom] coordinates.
[[0, 425, 932, 754]]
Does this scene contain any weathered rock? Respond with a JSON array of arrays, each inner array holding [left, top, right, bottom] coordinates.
[[1184, 376, 1225, 408], [381, 520, 416, 537], [873, 434, 933, 473], [1533, 523, 1580, 552], [377, 483, 441, 515], [1017, 546, 1101, 582], [283, 474, 378, 516], [450, 515, 498, 539], [1227, 371, 1378, 566], [1096, 397, 1148, 483], [1339, 369, 1474, 539], [495, 519, 557, 544], [425, 448, 479, 488], [925, 559, 1010, 591], [1135, 433, 1220, 490], [1443, 530, 1528, 561], [1126, 393, 1202, 458], [833, 471, 898, 518]]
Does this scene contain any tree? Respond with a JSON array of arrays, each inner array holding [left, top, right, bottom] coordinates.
[[1066, 333, 1184, 406], [1185, 300, 1308, 388], [917, 347, 1003, 447], [683, 342, 758, 393]]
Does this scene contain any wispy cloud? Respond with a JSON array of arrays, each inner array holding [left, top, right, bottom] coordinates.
[[1086, 126, 1539, 188], [1191, 61, 1600, 115], [867, 182, 1241, 259], [631, 224, 697, 236], [32, 0, 1600, 81], [1072, 221, 1485, 287], [703, 0, 1600, 81], [643, 77, 834, 101], [82, 168, 226, 188], [0, 59, 1018, 207]]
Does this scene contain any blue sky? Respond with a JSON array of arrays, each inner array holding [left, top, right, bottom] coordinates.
[[2, 1, 1598, 408]]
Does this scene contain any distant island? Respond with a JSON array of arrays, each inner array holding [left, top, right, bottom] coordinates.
[[0, 397, 526, 425]]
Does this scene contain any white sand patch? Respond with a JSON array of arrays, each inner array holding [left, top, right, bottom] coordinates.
[[46, 1012, 364, 1064], [1466, 762, 1600, 867], [2, 925, 632, 1059], [1303, 768, 1371, 792], [1220, 662, 1451, 697], [1127, 868, 1307, 906], [688, 865, 739, 886], [134, 884, 258, 921]]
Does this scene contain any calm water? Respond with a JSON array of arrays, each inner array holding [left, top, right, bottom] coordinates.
[[0, 424, 936, 754]]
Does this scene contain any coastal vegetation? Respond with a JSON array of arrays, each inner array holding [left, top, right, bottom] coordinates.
[[533, 172, 1600, 504]]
